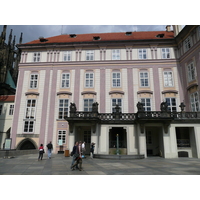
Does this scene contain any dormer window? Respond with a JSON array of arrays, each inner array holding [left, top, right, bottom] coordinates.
[[156, 34, 164, 38], [93, 36, 101, 40], [126, 32, 132, 35], [39, 37, 48, 42], [69, 34, 76, 38]]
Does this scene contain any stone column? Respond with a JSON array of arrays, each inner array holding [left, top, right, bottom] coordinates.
[[138, 125, 147, 158]]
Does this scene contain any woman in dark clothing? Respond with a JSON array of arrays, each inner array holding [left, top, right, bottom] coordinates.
[[90, 142, 95, 158], [71, 141, 78, 169], [38, 144, 44, 161]]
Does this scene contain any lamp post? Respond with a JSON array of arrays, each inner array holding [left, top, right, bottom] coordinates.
[[116, 134, 119, 155]]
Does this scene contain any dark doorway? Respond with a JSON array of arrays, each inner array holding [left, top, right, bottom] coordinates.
[[19, 140, 36, 150], [146, 127, 163, 157], [109, 127, 127, 154]]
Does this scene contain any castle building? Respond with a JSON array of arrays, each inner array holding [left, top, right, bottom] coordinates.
[[10, 25, 200, 158], [0, 25, 22, 149]]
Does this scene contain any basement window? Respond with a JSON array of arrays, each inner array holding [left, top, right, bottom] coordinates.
[[93, 36, 101, 40], [156, 34, 164, 38]]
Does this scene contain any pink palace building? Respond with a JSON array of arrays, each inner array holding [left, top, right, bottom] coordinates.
[[10, 25, 200, 158]]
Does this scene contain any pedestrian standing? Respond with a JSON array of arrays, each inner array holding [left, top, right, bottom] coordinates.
[[82, 141, 86, 158], [71, 141, 78, 169], [90, 142, 95, 158], [38, 144, 44, 161], [46, 141, 53, 159]]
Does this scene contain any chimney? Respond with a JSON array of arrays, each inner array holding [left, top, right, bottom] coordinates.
[[166, 25, 171, 32]]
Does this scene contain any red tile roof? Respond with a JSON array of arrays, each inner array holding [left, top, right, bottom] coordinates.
[[23, 31, 174, 45], [0, 95, 15, 102]]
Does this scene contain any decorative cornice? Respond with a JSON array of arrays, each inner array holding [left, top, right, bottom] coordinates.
[[161, 90, 178, 94], [57, 91, 72, 96], [109, 90, 125, 95], [187, 83, 198, 91], [137, 90, 153, 94], [81, 91, 97, 95], [25, 92, 39, 96]]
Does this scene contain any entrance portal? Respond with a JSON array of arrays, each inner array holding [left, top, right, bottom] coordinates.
[[109, 127, 127, 155], [75, 126, 91, 155], [146, 127, 163, 157]]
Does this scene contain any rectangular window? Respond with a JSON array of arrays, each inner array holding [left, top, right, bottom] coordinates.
[[140, 98, 151, 111], [33, 52, 41, 62], [9, 105, 14, 115], [30, 74, 38, 89], [85, 72, 94, 88], [61, 73, 70, 88], [58, 130, 66, 144], [0, 105, 2, 115], [165, 98, 177, 112], [58, 99, 69, 119], [63, 51, 71, 61], [25, 99, 36, 119], [112, 98, 122, 112], [112, 49, 120, 60], [188, 62, 196, 82], [190, 92, 199, 111], [86, 50, 94, 61], [112, 72, 121, 87], [138, 49, 147, 59], [24, 99, 36, 133], [164, 71, 173, 87], [84, 99, 94, 111], [140, 72, 149, 87], [162, 48, 170, 59], [184, 37, 191, 52]]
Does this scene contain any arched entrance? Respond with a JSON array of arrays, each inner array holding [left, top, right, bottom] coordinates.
[[17, 138, 37, 150]]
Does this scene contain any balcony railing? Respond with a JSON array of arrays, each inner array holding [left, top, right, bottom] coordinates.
[[67, 111, 200, 121], [177, 139, 190, 147]]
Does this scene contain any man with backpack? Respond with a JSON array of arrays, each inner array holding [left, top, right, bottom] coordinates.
[[46, 141, 53, 159]]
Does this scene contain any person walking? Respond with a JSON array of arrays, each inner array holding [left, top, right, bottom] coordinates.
[[81, 141, 86, 158], [71, 141, 78, 169], [46, 141, 53, 159], [38, 144, 44, 161], [71, 141, 83, 171], [90, 142, 95, 158]]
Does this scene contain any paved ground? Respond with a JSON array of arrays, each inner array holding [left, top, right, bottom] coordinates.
[[1, 153, 200, 175]]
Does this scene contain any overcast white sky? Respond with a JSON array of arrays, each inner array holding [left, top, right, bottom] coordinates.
[[1, 1, 196, 44]]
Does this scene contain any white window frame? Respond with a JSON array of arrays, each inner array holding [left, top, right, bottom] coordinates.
[[58, 99, 69, 119], [165, 98, 177, 112], [112, 72, 121, 87], [24, 99, 36, 133], [140, 98, 151, 111], [184, 36, 192, 52], [58, 130, 66, 144], [61, 73, 70, 88], [85, 72, 94, 88], [33, 52, 41, 62], [9, 105, 14, 115], [140, 71, 149, 87], [138, 49, 147, 59], [84, 99, 94, 111], [161, 48, 170, 59], [29, 73, 38, 89], [190, 92, 199, 111], [187, 62, 196, 82], [111, 98, 122, 113], [63, 51, 71, 61], [164, 71, 174, 87], [112, 49, 120, 60], [86, 50, 94, 61]]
